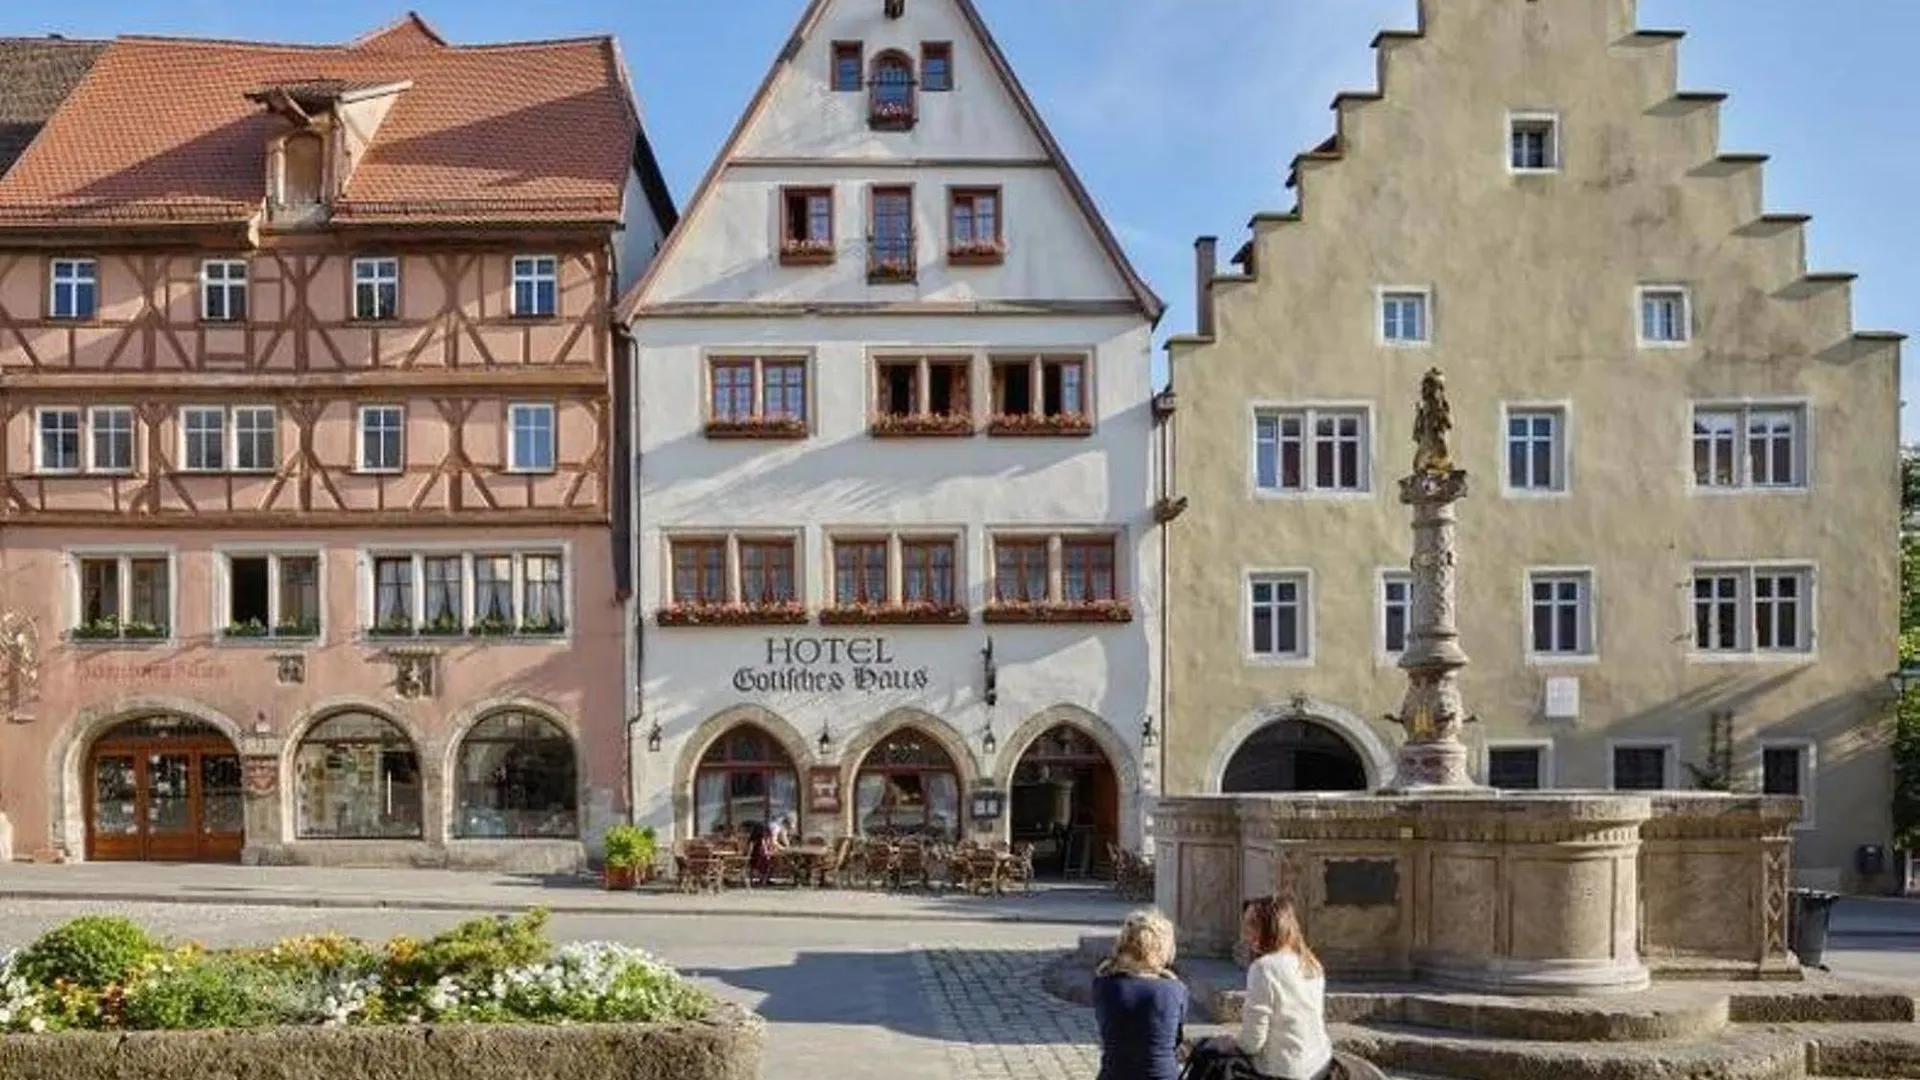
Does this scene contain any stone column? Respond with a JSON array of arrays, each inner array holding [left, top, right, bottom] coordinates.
[[1391, 468, 1476, 789]]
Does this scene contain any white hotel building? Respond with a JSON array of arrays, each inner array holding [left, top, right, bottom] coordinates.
[[619, 0, 1164, 872]]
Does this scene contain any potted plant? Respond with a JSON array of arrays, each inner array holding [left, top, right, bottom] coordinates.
[[602, 824, 656, 890]]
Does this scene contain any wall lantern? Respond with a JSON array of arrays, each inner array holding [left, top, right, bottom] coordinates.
[[982, 725, 998, 756], [646, 721, 663, 754], [1140, 715, 1157, 749], [818, 723, 834, 755], [981, 636, 998, 707]]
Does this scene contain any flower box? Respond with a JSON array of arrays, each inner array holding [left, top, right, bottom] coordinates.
[[866, 257, 917, 284], [224, 621, 270, 639], [869, 412, 974, 438], [366, 621, 417, 639], [469, 617, 517, 638], [868, 99, 916, 131], [120, 622, 169, 640], [519, 619, 567, 637], [273, 622, 321, 640], [778, 239, 836, 266], [656, 602, 808, 628], [987, 412, 1095, 437], [948, 240, 1006, 266], [983, 600, 1134, 625], [704, 417, 808, 440], [819, 603, 969, 626]]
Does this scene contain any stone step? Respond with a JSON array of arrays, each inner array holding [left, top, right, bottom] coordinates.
[[1333, 1023, 1811, 1080], [1798, 1023, 1920, 1077]]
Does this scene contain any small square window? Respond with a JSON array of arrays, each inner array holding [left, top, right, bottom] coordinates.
[[1639, 287, 1690, 345], [922, 43, 953, 91], [182, 407, 227, 472], [511, 255, 558, 318], [832, 42, 864, 92], [50, 258, 97, 320], [201, 259, 248, 322], [1528, 571, 1593, 657], [232, 406, 277, 472], [1380, 291, 1429, 344], [89, 407, 134, 473], [1249, 573, 1309, 660], [1506, 408, 1567, 493], [1488, 747, 1546, 791], [1611, 745, 1670, 792], [36, 408, 81, 473], [1380, 572, 1411, 655], [1760, 742, 1815, 826], [353, 257, 400, 321], [1509, 115, 1559, 172], [359, 405, 405, 473], [508, 403, 557, 473]]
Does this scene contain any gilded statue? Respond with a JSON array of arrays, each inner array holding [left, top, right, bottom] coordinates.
[[1412, 367, 1454, 475]]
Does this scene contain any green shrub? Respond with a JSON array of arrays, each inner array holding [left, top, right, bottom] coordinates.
[[383, 911, 550, 995], [17, 917, 158, 990], [121, 953, 304, 1031], [603, 824, 657, 871]]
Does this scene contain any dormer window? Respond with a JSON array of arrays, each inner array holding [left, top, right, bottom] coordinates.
[[281, 132, 326, 209], [869, 52, 916, 131]]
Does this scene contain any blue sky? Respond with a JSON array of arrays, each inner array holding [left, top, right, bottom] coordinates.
[[8, 0, 1917, 434]]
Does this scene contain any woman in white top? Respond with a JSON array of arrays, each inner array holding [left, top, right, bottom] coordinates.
[[1203, 895, 1334, 1080]]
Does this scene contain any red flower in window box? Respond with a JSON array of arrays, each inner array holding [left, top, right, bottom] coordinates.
[[869, 98, 916, 129], [820, 601, 970, 626], [656, 601, 808, 628], [867, 255, 917, 283], [869, 412, 975, 438], [704, 416, 808, 440], [779, 238, 836, 266], [948, 239, 1007, 265], [983, 599, 1133, 625], [986, 412, 1095, 437]]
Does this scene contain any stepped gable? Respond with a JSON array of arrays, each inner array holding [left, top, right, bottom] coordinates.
[[0, 37, 107, 179], [617, 0, 1162, 322], [1175, 0, 1903, 352], [0, 13, 639, 226]]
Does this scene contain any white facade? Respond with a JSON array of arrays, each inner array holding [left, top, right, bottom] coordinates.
[[621, 0, 1163, 858]]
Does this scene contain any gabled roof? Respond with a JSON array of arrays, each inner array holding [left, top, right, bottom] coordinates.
[[0, 37, 107, 179], [0, 14, 644, 228], [617, 0, 1163, 323]]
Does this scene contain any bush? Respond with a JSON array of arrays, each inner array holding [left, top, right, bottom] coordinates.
[[379, 911, 551, 1015], [121, 952, 305, 1031], [17, 916, 157, 990], [603, 825, 657, 871]]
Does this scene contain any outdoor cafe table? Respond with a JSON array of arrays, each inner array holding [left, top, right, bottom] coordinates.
[[780, 844, 834, 887]]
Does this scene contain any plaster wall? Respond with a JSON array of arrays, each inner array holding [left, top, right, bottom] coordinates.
[[1164, 0, 1900, 887]]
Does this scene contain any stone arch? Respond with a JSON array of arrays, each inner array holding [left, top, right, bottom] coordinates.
[[840, 708, 980, 837], [1206, 696, 1397, 794], [439, 697, 583, 843], [993, 704, 1142, 852], [671, 704, 814, 842], [280, 699, 429, 844], [51, 697, 247, 861]]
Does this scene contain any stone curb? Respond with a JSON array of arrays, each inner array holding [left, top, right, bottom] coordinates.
[[0, 887, 1118, 927]]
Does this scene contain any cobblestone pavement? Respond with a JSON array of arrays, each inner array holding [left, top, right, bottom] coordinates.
[[0, 899, 1104, 1080]]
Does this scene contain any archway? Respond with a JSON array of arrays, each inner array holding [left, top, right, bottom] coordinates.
[[1221, 718, 1369, 793], [852, 727, 960, 841], [451, 710, 578, 839], [1010, 724, 1119, 879], [292, 711, 423, 840], [85, 715, 243, 863], [693, 723, 800, 839]]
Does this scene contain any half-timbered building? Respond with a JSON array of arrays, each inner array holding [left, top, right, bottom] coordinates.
[[620, 0, 1164, 875], [0, 15, 675, 867]]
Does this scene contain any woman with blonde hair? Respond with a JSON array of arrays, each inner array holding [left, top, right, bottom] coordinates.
[[1192, 895, 1334, 1080], [1091, 908, 1187, 1080]]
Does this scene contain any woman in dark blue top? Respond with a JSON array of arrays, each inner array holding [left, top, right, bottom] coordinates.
[[1091, 909, 1188, 1080]]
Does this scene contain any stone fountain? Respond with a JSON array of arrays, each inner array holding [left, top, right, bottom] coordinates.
[[1154, 370, 1801, 995]]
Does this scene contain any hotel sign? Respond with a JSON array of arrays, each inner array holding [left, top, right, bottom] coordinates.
[[733, 636, 932, 694]]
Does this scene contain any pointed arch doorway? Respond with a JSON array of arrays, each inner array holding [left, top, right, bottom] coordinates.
[[1010, 725, 1119, 879]]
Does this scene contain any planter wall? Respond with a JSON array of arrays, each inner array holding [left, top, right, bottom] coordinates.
[[0, 1007, 763, 1080]]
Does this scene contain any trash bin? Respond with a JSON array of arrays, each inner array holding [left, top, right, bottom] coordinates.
[[1790, 888, 1839, 970], [1856, 844, 1888, 877]]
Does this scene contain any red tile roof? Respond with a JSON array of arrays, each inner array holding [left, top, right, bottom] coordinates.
[[0, 14, 639, 227]]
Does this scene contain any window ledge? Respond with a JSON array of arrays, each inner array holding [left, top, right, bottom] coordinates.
[[867, 266, 919, 285], [66, 632, 172, 648], [505, 467, 559, 476], [1252, 488, 1375, 501], [507, 313, 563, 323], [986, 413, 1093, 437], [1687, 485, 1810, 497], [983, 601, 1132, 625], [705, 418, 809, 440], [220, 628, 322, 646], [1244, 654, 1315, 668], [1686, 651, 1817, 665], [820, 604, 969, 626], [778, 245, 836, 267], [869, 414, 975, 438], [1526, 653, 1600, 667], [657, 603, 808, 628], [947, 246, 1006, 266]]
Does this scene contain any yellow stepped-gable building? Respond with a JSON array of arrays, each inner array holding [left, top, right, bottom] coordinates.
[[1157, 0, 1902, 892]]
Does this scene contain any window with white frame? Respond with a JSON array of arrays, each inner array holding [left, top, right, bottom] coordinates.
[[1692, 565, 1813, 655], [1760, 741, 1815, 825], [73, 553, 171, 638], [1380, 291, 1429, 344], [36, 408, 81, 473], [1691, 405, 1805, 489], [50, 258, 96, 320], [181, 407, 226, 471], [1509, 114, 1558, 171], [222, 552, 320, 637], [1248, 573, 1309, 660], [1529, 571, 1593, 657], [1381, 571, 1411, 655], [368, 550, 568, 636], [508, 403, 556, 473], [359, 405, 405, 472], [1506, 408, 1566, 492], [1487, 745, 1547, 790], [90, 407, 134, 473], [1255, 408, 1368, 493], [1611, 743, 1672, 792], [511, 255, 558, 318], [1639, 286, 1690, 345], [232, 406, 277, 472], [353, 257, 400, 321], [200, 259, 248, 322]]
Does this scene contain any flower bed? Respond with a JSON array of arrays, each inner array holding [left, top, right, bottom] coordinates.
[[0, 911, 715, 1034], [983, 599, 1134, 624], [655, 602, 808, 628], [704, 417, 808, 440], [986, 412, 1094, 437], [819, 602, 969, 626], [869, 412, 974, 438]]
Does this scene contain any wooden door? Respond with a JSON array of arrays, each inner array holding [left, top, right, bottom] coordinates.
[[85, 720, 244, 862]]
